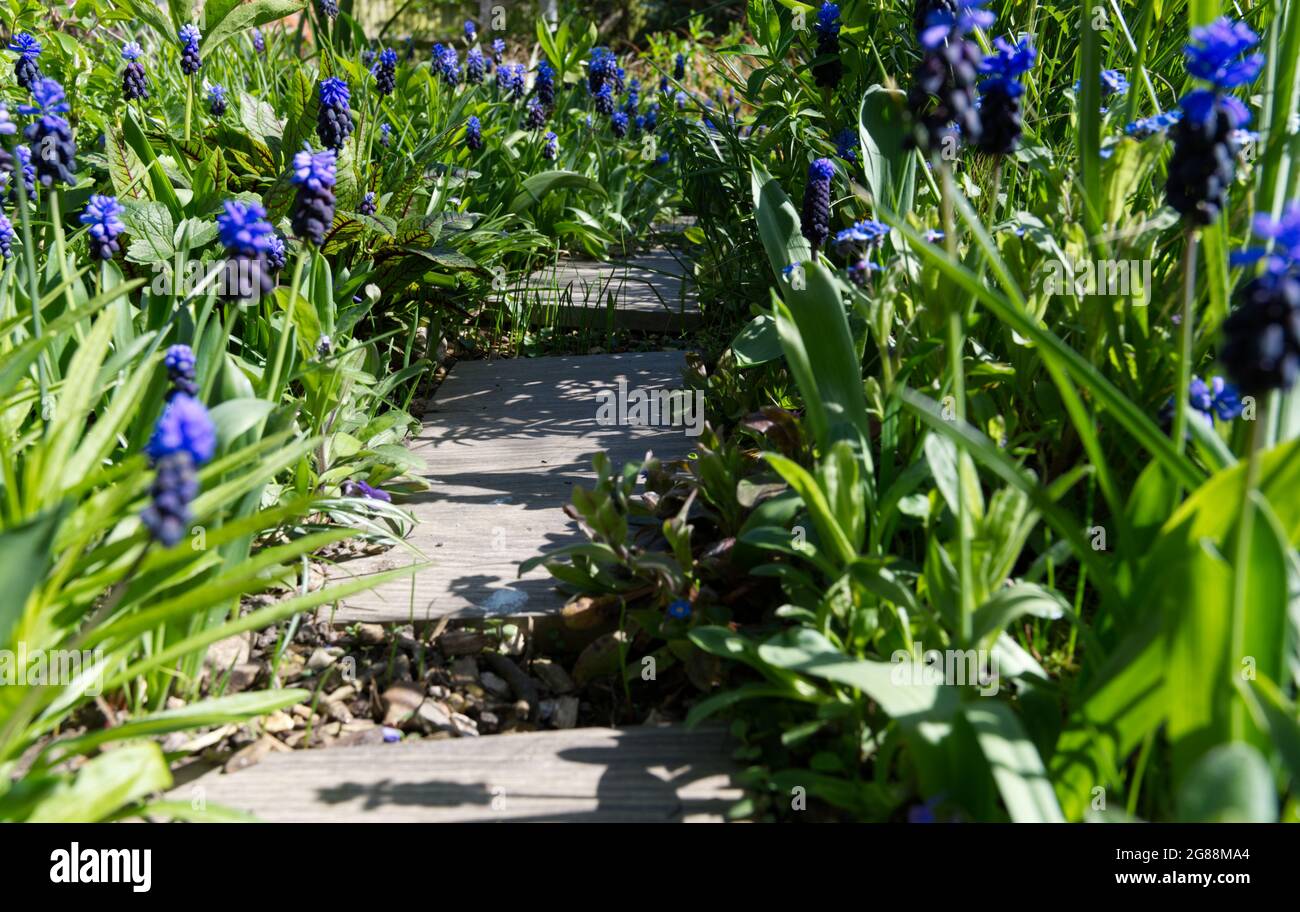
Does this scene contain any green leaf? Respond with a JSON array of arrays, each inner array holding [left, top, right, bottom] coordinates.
[[27, 742, 172, 823], [1176, 743, 1278, 823], [208, 398, 276, 448], [508, 171, 607, 213], [964, 701, 1065, 823], [0, 507, 67, 648], [730, 314, 782, 367], [205, 0, 306, 55], [971, 582, 1068, 645]]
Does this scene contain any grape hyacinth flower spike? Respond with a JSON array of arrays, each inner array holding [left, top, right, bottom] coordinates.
[[907, 0, 991, 155], [912, 0, 957, 39], [18, 79, 76, 188], [674, 52, 686, 81], [207, 83, 227, 117], [0, 212, 13, 258], [319, 0, 339, 19], [179, 24, 201, 75], [535, 60, 555, 108], [216, 199, 279, 301], [812, 3, 843, 89], [79, 195, 125, 262], [380, 122, 392, 147], [122, 42, 149, 101], [977, 36, 1035, 154], [491, 38, 505, 64], [358, 191, 376, 216], [375, 47, 397, 96], [464, 20, 476, 42], [290, 145, 337, 247], [141, 393, 216, 548], [466, 48, 486, 84], [8, 32, 41, 91], [800, 158, 835, 250], [163, 344, 199, 398], [1221, 205, 1300, 395], [252, 27, 265, 54], [316, 77, 353, 152], [526, 98, 547, 130], [1166, 18, 1263, 226], [465, 115, 483, 152], [542, 130, 558, 161]]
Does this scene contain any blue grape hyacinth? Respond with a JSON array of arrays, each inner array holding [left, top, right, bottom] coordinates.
[[674, 52, 686, 81], [610, 110, 629, 138], [122, 42, 149, 101], [526, 98, 547, 130], [8, 32, 41, 91], [588, 47, 616, 94], [18, 79, 76, 188], [358, 191, 376, 216], [252, 27, 265, 54], [465, 115, 483, 152], [977, 36, 1036, 154], [813, 2, 843, 89], [800, 158, 835, 250], [466, 48, 486, 84], [318, 0, 339, 19], [542, 130, 558, 160], [594, 83, 615, 115], [207, 83, 227, 117], [290, 145, 337, 247], [375, 47, 397, 95], [79, 194, 125, 262], [164, 344, 199, 398], [179, 24, 201, 75], [464, 20, 476, 41], [908, 0, 991, 153], [0, 212, 13, 258], [1166, 18, 1263, 225], [217, 199, 278, 300], [380, 122, 392, 147], [142, 393, 216, 548], [535, 60, 555, 108], [1100, 68, 1129, 98], [1221, 204, 1300, 395], [491, 38, 505, 64], [316, 77, 352, 152], [435, 44, 461, 85]]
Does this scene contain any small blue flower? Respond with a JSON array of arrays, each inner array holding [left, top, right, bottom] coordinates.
[[146, 393, 217, 466], [815, 2, 841, 39], [164, 344, 196, 376], [980, 36, 1036, 97], [920, 0, 994, 50], [8, 32, 40, 58], [1100, 68, 1129, 97], [0, 211, 14, 258], [342, 479, 391, 501], [291, 144, 337, 189], [491, 38, 505, 63], [667, 598, 692, 619], [1125, 109, 1182, 138], [79, 194, 126, 261], [0, 102, 15, 137], [465, 115, 483, 151], [216, 199, 276, 256], [207, 83, 227, 116], [464, 20, 476, 40], [122, 42, 144, 62], [1185, 17, 1263, 90]]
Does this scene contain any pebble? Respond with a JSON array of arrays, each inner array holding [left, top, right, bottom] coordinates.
[[263, 711, 295, 733], [355, 623, 386, 646], [381, 681, 425, 727], [531, 659, 575, 694], [552, 696, 580, 729], [438, 630, 493, 656], [307, 647, 339, 672], [479, 671, 511, 698]]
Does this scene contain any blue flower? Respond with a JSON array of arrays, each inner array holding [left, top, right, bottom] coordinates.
[[19, 79, 76, 188], [292, 144, 337, 189], [146, 393, 217, 466], [291, 145, 338, 246], [1100, 68, 1129, 97], [207, 83, 227, 116], [610, 110, 629, 138], [122, 42, 144, 62], [79, 194, 126, 261], [216, 199, 275, 256], [920, 0, 994, 50], [1125, 110, 1181, 138], [163, 344, 198, 397], [465, 115, 483, 151], [342, 479, 391, 501], [466, 48, 486, 84], [815, 2, 841, 38], [491, 38, 505, 63], [980, 35, 1036, 96], [1185, 17, 1263, 90], [0, 102, 15, 137], [464, 19, 477, 40], [833, 127, 858, 162], [8, 32, 41, 58], [252, 27, 265, 53], [0, 211, 14, 258], [667, 598, 692, 619], [179, 24, 202, 75], [542, 130, 558, 160], [673, 52, 685, 80], [1231, 203, 1300, 275], [317, 77, 352, 151], [1187, 375, 1243, 423]]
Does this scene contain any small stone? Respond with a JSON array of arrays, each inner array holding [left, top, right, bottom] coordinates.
[[224, 735, 277, 773], [205, 633, 251, 673], [438, 630, 493, 656], [497, 626, 526, 656], [324, 701, 354, 724], [291, 703, 313, 719], [416, 700, 454, 732], [531, 659, 575, 694], [307, 647, 339, 672], [552, 696, 580, 729], [479, 671, 511, 698], [381, 682, 425, 727], [355, 623, 385, 646], [225, 662, 261, 694], [478, 711, 500, 734], [449, 656, 478, 685], [263, 711, 295, 733], [449, 711, 480, 737]]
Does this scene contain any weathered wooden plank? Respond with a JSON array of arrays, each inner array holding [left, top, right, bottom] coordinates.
[[321, 352, 696, 624], [174, 726, 741, 822], [510, 249, 700, 332]]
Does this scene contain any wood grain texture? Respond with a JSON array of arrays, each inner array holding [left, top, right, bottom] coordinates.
[[174, 726, 741, 822], [320, 352, 695, 624], [509, 250, 700, 332]]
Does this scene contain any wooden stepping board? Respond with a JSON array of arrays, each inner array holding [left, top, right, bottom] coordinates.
[[321, 352, 696, 624], [509, 250, 700, 332], [174, 726, 741, 822]]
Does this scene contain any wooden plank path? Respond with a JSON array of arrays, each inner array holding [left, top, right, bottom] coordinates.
[[508, 249, 700, 332], [321, 352, 695, 625], [174, 726, 741, 822]]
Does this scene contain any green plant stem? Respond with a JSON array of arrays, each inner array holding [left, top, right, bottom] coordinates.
[[1171, 228, 1198, 470], [266, 250, 308, 399], [941, 162, 974, 645], [48, 190, 74, 318], [185, 75, 193, 143], [15, 178, 46, 427], [1228, 405, 1266, 740]]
